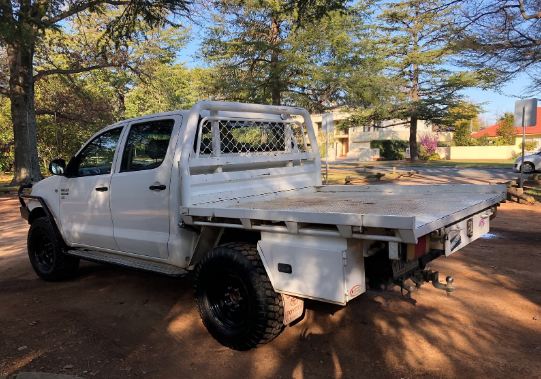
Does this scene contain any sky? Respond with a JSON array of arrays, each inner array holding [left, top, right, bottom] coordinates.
[[462, 73, 540, 126]]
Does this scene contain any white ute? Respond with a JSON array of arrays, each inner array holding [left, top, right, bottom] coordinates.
[[19, 101, 507, 350]]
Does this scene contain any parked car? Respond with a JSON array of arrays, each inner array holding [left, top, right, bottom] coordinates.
[[18, 101, 506, 350], [514, 150, 541, 173]]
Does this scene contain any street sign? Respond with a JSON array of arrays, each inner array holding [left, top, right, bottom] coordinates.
[[514, 98, 537, 127], [515, 98, 538, 188], [322, 112, 334, 133], [322, 112, 333, 184]]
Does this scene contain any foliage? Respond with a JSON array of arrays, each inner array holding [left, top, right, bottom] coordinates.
[[459, 0, 541, 92], [439, 101, 482, 131], [202, 2, 383, 112], [496, 113, 516, 145], [0, 0, 193, 183], [370, 140, 409, 160], [0, 97, 13, 172], [453, 120, 474, 146], [421, 134, 438, 154], [419, 134, 440, 160], [124, 65, 211, 118], [372, 0, 485, 160], [475, 136, 491, 146], [521, 140, 538, 152]]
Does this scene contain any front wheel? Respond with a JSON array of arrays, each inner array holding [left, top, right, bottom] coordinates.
[[28, 217, 79, 281], [522, 162, 535, 173], [194, 242, 284, 350]]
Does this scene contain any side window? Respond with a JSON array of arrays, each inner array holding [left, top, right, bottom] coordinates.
[[120, 119, 175, 172], [70, 127, 123, 177]]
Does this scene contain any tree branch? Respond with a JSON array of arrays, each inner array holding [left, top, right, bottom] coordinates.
[[43, 0, 131, 26], [34, 63, 114, 81], [518, 0, 541, 20]]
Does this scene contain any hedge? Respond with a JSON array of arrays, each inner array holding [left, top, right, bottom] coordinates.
[[370, 140, 409, 160]]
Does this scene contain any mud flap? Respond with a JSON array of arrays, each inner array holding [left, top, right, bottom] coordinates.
[[282, 294, 304, 325]]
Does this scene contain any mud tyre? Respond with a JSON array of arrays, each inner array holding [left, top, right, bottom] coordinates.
[[194, 242, 284, 350], [27, 217, 79, 281]]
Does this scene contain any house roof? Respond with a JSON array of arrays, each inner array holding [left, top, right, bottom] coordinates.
[[472, 107, 541, 138]]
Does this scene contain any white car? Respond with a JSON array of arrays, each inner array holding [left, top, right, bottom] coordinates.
[[514, 150, 541, 173]]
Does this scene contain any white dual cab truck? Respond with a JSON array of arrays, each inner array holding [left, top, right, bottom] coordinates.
[[19, 101, 506, 350]]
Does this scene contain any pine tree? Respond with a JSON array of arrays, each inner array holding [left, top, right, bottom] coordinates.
[[202, 1, 372, 112], [378, 0, 481, 160]]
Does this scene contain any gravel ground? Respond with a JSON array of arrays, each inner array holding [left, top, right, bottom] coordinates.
[[1, 195, 540, 379]]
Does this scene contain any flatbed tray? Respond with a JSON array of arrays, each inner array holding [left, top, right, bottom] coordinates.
[[181, 184, 506, 241]]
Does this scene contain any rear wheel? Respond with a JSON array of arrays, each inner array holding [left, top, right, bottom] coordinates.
[[522, 162, 535, 173], [194, 242, 284, 350], [28, 217, 79, 281]]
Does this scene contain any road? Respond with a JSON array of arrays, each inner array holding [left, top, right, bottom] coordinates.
[[328, 160, 527, 185], [1, 194, 540, 379]]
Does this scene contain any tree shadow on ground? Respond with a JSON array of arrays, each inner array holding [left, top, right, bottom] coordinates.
[[1, 198, 540, 378]]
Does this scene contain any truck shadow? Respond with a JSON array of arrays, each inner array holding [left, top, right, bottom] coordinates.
[[2, 198, 540, 378]]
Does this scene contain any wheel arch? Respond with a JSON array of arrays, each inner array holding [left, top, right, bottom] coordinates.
[[26, 204, 67, 247], [28, 207, 47, 224], [523, 161, 536, 170], [188, 226, 261, 267]]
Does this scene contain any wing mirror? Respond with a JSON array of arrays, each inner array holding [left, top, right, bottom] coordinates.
[[48, 158, 66, 175]]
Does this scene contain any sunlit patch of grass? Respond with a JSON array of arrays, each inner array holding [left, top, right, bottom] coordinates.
[[525, 187, 541, 202], [0, 173, 16, 194]]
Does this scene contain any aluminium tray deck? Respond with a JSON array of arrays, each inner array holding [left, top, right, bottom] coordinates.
[[182, 184, 506, 240]]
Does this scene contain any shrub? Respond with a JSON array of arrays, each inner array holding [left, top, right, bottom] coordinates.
[[475, 136, 491, 146], [419, 134, 438, 154], [370, 139, 409, 160], [496, 113, 516, 145], [418, 134, 439, 160], [521, 140, 538, 151], [453, 121, 472, 146]]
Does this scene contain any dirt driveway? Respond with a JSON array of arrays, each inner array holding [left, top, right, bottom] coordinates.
[[1, 195, 540, 379]]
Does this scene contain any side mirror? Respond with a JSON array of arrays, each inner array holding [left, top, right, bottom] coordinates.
[[49, 158, 66, 175]]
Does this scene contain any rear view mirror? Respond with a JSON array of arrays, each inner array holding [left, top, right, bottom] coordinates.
[[49, 158, 66, 175]]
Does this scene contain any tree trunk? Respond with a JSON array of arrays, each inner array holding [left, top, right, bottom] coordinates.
[[269, 17, 281, 105], [409, 115, 418, 161], [8, 41, 41, 185]]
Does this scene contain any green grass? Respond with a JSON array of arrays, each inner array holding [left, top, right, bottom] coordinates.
[[525, 187, 541, 202], [0, 173, 17, 194], [331, 159, 515, 169], [411, 159, 514, 168]]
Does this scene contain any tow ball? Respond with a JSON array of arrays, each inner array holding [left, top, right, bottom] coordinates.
[[422, 270, 455, 295], [396, 269, 455, 297]]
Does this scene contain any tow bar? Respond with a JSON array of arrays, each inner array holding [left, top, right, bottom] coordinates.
[[396, 269, 455, 297]]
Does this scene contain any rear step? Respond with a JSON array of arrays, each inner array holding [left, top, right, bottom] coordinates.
[[66, 249, 187, 276]]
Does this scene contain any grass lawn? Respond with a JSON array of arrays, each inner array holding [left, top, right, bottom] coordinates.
[[525, 186, 541, 202], [404, 159, 515, 168], [0, 173, 17, 194], [331, 159, 514, 169]]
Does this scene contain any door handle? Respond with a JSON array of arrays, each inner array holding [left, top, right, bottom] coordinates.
[[95, 186, 108, 192], [149, 184, 166, 191]]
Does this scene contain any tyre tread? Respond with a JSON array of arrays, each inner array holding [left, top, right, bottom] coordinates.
[[194, 242, 284, 350]]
